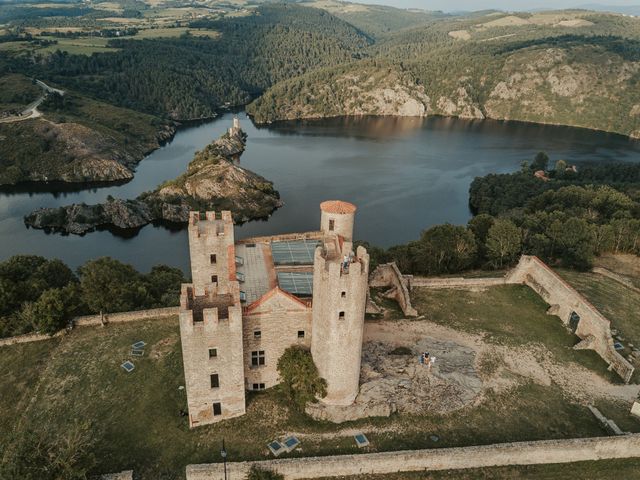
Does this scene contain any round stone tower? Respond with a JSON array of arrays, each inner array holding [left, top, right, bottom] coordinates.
[[319, 200, 356, 241], [312, 201, 369, 406]]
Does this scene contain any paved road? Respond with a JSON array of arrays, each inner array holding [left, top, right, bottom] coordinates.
[[0, 79, 64, 124]]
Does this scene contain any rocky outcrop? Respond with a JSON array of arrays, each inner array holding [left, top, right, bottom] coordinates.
[[306, 339, 482, 423], [25, 199, 153, 235], [247, 65, 431, 123], [24, 123, 282, 235]]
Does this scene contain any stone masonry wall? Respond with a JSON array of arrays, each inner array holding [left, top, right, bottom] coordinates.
[[186, 434, 640, 480], [410, 277, 507, 289], [179, 285, 246, 427], [311, 243, 369, 406], [369, 262, 418, 316], [243, 309, 312, 390], [74, 307, 179, 327], [506, 256, 634, 383]]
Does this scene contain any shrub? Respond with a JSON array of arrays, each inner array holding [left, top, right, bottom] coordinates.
[[246, 466, 284, 480], [276, 346, 326, 411]]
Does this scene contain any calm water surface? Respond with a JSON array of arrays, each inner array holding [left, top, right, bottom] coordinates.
[[1, 111, 639, 272]]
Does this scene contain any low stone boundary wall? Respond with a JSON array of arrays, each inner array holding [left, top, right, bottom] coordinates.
[[369, 262, 417, 317], [507, 256, 634, 383], [0, 307, 179, 348], [411, 277, 506, 288], [186, 434, 640, 480], [74, 306, 179, 327], [0, 330, 65, 347]]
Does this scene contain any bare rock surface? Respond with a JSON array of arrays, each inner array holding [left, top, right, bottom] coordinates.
[[307, 338, 482, 423], [24, 124, 281, 234]]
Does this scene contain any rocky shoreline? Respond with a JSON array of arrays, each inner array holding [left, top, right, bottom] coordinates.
[[24, 121, 282, 235]]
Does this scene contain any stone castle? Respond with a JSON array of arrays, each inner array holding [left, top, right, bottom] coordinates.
[[179, 201, 369, 427]]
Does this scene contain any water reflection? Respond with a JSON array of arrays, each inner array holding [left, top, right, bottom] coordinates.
[[1, 111, 639, 272]]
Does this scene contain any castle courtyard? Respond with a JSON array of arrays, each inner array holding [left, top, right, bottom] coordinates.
[[2, 277, 640, 479]]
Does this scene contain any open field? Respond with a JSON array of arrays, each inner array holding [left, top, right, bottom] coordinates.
[[2, 277, 640, 478], [411, 284, 616, 379], [133, 27, 219, 39]]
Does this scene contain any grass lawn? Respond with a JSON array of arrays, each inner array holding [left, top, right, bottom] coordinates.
[[1, 308, 637, 478], [313, 458, 640, 479], [411, 284, 616, 380]]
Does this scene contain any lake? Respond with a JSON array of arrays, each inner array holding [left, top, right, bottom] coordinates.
[[1, 111, 639, 272]]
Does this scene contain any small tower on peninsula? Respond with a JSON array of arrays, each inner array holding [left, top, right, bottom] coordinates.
[[311, 201, 369, 406]]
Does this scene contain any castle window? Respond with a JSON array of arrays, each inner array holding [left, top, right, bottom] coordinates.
[[341, 291, 347, 298], [211, 275, 218, 284], [210, 254, 217, 264], [329, 219, 335, 231], [210, 374, 219, 389], [252, 383, 266, 391], [208, 348, 217, 358], [254, 330, 261, 339], [251, 350, 265, 367], [213, 402, 222, 416], [339, 311, 345, 320], [298, 330, 305, 339]]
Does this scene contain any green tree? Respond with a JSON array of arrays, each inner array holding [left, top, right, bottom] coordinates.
[[77, 257, 150, 313], [486, 219, 522, 268], [547, 218, 595, 269], [277, 346, 326, 411], [530, 151, 549, 172], [468, 213, 494, 263], [411, 224, 477, 275]]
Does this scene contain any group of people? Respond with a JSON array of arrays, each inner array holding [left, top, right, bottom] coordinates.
[[419, 352, 435, 370]]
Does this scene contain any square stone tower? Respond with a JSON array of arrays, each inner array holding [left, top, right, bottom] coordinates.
[[180, 211, 245, 427]]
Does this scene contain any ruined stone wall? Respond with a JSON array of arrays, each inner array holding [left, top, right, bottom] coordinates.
[[179, 284, 245, 428], [242, 309, 312, 389], [185, 434, 640, 480], [369, 263, 418, 317], [311, 243, 369, 406], [506, 256, 634, 383]]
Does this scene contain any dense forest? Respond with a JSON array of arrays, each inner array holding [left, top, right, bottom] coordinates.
[[4, 4, 371, 119], [364, 154, 640, 275], [0, 255, 187, 339]]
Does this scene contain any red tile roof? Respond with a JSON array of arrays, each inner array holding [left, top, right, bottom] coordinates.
[[320, 200, 357, 214]]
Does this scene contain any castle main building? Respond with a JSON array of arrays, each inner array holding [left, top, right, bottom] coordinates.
[[179, 201, 369, 427]]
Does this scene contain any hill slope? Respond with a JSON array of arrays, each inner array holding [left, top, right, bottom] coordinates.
[[248, 11, 640, 138]]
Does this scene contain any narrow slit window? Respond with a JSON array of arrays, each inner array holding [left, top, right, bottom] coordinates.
[[213, 402, 222, 416], [210, 254, 217, 264], [210, 374, 219, 389], [329, 219, 335, 231]]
